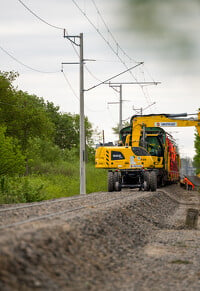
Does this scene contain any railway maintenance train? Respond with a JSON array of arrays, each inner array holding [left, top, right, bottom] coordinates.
[[95, 111, 200, 192]]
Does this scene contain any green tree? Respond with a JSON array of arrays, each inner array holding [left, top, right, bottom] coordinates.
[[27, 137, 62, 164], [48, 111, 94, 150], [112, 121, 130, 135], [0, 126, 25, 176], [0, 71, 55, 152], [194, 132, 200, 174]]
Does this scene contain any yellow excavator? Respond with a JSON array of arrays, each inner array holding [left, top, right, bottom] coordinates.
[[95, 111, 200, 192]]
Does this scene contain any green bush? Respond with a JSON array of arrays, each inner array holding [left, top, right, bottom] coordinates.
[[0, 148, 107, 203], [86, 163, 107, 193], [0, 127, 25, 176], [0, 176, 46, 204]]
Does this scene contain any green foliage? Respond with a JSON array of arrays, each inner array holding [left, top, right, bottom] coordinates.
[[86, 165, 107, 193], [27, 137, 62, 164], [0, 158, 107, 203], [0, 176, 46, 203], [194, 132, 200, 174], [50, 112, 94, 150], [0, 71, 55, 153], [0, 126, 25, 176], [0, 71, 104, 203], [112, 121, 130, 135]]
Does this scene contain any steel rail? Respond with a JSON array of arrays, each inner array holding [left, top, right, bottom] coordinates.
[[0, 192, 151, 231], [1, 187, 197, 215], [0, 191, 107, 213]]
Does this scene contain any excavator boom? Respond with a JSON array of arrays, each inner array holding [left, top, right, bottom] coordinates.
[[131, 112, 200, 147]]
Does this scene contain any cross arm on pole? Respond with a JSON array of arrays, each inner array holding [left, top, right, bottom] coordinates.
[[105, 81, 161, 86], [63, 29, 80, 46], [84, 62, 144, 92]]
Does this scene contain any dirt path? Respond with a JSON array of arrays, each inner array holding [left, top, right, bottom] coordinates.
[[0, 185, 199, 290]]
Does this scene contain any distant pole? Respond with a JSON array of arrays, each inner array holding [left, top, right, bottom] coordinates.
[[79, 33, 86, 195], [119, 85, 122, 132], [102, 130, 105, 145]]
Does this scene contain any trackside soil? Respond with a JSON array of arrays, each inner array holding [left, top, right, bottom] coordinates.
[[0, 185, 200, 290]]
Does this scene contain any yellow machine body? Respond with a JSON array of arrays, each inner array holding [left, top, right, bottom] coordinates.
[[95, 145, 163, 170], [95, 111, 200, 191]]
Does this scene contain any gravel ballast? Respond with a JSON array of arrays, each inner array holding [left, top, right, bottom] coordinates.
[[0, 185, 199, 290]]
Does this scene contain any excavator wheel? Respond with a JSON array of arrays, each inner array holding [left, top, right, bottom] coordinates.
[[143, 171, 150, 191], [114, 181, 122, 192], [114, 172, 122, 191], [150, 171, 157, 192], [108, 171, 114, 192], [113, 171, 119, 183]]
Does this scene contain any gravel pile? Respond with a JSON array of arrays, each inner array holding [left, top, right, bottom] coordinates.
[[0, 185, 199, 290]]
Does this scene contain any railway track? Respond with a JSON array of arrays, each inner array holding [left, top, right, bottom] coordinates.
[[1, 185, 199, 232], [0, 185, 199, 291], [0, 190, 152, 231]]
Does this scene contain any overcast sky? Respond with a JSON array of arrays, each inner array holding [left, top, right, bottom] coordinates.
[[1, 0, 200, 158]]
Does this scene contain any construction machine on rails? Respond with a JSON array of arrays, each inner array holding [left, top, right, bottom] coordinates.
[[95, 111, 200, 192]]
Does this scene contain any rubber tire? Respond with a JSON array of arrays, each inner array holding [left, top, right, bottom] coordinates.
[[108, 171, 114, 192], [160, 176, 166, 187], [143, 171, 150, 191], [113, 171, 119, 183], [150, 171, 157, 192], [114, 181, 122, 191]]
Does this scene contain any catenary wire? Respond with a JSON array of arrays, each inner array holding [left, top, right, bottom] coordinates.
[[71, 0, 154, 105], [1, 5, 106, 112], [62, 70, 79, 102], [16, 0, 64, 30], [16, 0, 152, 109], [16, 0, 156, 110], [72, 0, 158, 109], [90, 0, 157, 86], [17, 0, 103, 84], [0, 46, 60, 74], [17, 0, 154, 108], [14, 0, 155, 113], [91, 0, 137, 63], [72, 0, 140, 70]]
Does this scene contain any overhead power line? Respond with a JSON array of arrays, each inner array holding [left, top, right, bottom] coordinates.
[[17, 0, 64, 30], [85, 63, 143, 92], [16, 0, 152, 107], [71, 0, 154, 102], [90, 0, 157, 84], [91, 0, 137, 63], [72, 0, 158, 109], [16, 0, 103, 84], [0, 46, 60, 74], [62, 70, 79, 102], [72, 0, 139, 68]]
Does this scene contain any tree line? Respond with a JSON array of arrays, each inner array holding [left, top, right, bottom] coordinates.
[[0, 70, 199, 178], [0, 71, 94, 177]]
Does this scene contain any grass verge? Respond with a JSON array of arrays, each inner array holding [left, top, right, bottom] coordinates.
[[0, 161, 107, 203]]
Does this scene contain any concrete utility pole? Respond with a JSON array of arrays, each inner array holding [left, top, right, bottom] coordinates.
[[107, 84, 123, 133], [79, 33, 86, 195], [119, 84, 122, 132], [133, 102, 156, 116], [106, 82, 159, 134], [63, 31, 86, 195]]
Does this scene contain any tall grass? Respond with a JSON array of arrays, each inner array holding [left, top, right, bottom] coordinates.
[[0, 159, 107, 204]]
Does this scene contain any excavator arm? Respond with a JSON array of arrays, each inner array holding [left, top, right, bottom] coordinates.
[[131, 111, 200, 147]]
